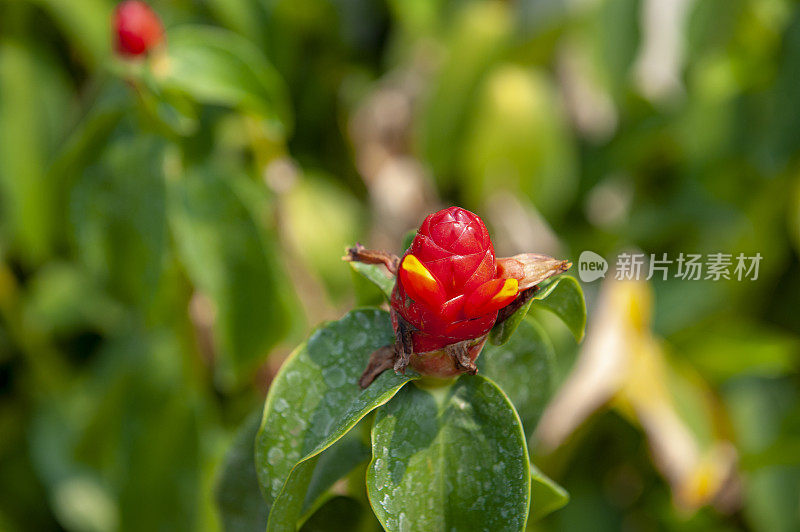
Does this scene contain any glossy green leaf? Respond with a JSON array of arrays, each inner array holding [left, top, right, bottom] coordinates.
[[488, 297, 535, 346], [531, 276, 586, 342], [480, 319, 555, 434], [169, 166, 296, 389], [214, 422, 370, 532], [367, 376, 531, 532], [255, 309, 417, 531], [70, 135, 168, 309], [215, 412, 268, 532], [401, 230, 416, 252], [489, 275, 585, 346], [528, 463, 569, 522], [351, 266, 388, 307], [348, 262, 395, 300], [157, 25, 292, 134]]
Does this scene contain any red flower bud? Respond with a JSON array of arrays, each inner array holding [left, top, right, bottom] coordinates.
[[346, 206, 571, 386], [113, 1, 164, 57], [390, 207, 519, 364]]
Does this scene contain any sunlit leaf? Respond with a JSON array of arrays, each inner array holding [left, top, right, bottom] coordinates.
[[530, 276, 586, 342], [461, 64, 577, 218], [490, 275, 585, 346], [349, 262, 394, 301], [255, 309, 417, 531], [283, 175, 365, 301], [528, 463, 569, 522], [367, 376, 530, 531]]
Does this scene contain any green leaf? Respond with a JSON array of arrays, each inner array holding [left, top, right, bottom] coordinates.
[[137, 83, 200, 138], [351, 266, 388, 307], [48, 81, 129, 208], [283, 176, 365, 301], [302, 424, 370, 519], [461, 64, 577, 219], [215, 412, 268, 532], [489, 275, 585, 346], [673, 320, 800, 382], [401, 230, 416, 252], [300, 496, 380, 532], [419, 2, 511, 187], [0, 34, 71, 265], [29, 0, 112, 66], [205, 0, 269, 47], [22, 262, 127, 337], [488, 297, 535, 346], [255, 309, 417, 532], [30, 333, 203, 531], [169, 166, 296, 389], [70, 136, 168, 309], [157, 25, 292, 134], [348, 262, 394, 300], [531, 276, 586, 342], [367, 376, 531, 532], [480, 319, 555, 434], [528, 463, 569, 522]]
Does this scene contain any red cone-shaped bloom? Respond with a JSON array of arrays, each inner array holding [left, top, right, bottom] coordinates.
[[390, 207, 519, 354], [114, 1, 164, 57]]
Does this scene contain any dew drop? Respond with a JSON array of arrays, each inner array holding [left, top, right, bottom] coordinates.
[[322, 366, 346, 388], [267, 447, 284, 465], [399, 512, 410, 532]]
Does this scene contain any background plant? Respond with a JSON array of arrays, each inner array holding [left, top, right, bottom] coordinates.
[[0, 0, 799, 531]]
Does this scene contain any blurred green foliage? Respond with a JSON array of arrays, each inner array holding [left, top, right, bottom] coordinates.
[[0, 0, 799, 530]]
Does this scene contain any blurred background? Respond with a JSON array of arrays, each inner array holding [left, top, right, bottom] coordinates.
[[1, 0, 799, 530]]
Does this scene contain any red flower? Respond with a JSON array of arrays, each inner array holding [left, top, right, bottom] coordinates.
[[391, 207, 518, 355], [346, 206, 571, 385], [113, 1, 164, 57]]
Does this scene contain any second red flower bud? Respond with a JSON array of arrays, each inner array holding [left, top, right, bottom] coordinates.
[[113, 1, 164, 57]]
